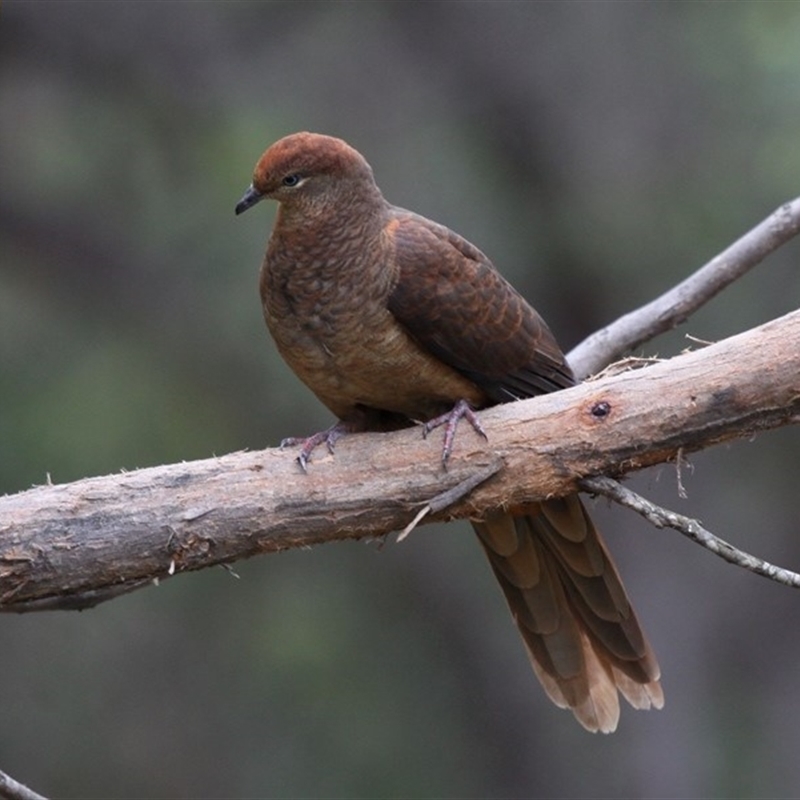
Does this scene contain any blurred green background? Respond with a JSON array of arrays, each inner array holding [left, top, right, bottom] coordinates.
[[2, 2, 800, 798]]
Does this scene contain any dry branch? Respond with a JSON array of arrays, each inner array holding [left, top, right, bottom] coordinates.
[[581, 476, 800, 588], [0, 768, 47, 800], [567, 198, 800, 378], [2, 309, 799, 612]]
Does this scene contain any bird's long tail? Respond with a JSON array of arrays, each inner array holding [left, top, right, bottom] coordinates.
[[472, 495, 663, 733]]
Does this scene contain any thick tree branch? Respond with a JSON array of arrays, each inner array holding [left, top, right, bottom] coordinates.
[[567, 197, 800, 378], [2, 309, 799, 612]]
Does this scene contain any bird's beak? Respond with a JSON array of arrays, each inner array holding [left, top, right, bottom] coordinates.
[[235, 184, 264, 216]]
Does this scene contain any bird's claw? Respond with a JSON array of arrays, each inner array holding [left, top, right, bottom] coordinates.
[[423, 399, 487, 468], [281, 422, 349, 472]]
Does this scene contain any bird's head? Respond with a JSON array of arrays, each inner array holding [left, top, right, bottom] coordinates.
[[235, 132, 380, 218]]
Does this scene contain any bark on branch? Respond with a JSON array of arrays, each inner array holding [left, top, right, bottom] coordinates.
[[2, 309, 799, 612]]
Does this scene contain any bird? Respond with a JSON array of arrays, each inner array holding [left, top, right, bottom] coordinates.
[[236, 132, 663, 732]]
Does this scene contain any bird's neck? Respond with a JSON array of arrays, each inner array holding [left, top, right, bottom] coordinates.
[[272, 189, 388, 252], [281, 185, 384, 226]]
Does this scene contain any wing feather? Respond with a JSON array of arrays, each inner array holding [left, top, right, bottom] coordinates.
[[386, 210, 574, 405]]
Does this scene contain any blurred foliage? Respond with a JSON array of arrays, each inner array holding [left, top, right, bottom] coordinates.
[[2, 2, 800, 798]]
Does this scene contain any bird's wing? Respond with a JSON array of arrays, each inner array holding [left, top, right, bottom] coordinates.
[[386, 210, 574, 405]]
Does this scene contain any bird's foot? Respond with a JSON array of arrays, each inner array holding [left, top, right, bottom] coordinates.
[[281, 420, 352, 472], [423, 399, 487, 468]]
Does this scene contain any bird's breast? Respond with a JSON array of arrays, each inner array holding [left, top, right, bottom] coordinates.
[[260, 257, 482, 420]]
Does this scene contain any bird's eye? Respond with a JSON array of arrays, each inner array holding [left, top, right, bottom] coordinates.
[[282, 174, 302, 187]]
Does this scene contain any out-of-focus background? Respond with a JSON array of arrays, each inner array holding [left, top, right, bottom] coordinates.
[[2, 3, 800, 798]]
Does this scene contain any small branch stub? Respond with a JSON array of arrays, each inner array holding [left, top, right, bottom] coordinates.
[[397, 461, 503, 541]]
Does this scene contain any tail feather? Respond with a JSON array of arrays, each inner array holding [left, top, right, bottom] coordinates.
[[472, 495, 662, 733]]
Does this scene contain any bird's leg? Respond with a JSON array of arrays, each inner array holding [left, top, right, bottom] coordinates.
[[281, 420, 355, 473], [422, 398, 488, 468]]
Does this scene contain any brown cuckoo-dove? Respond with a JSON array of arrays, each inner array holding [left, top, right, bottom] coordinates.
[[236, 132, 663, 733]]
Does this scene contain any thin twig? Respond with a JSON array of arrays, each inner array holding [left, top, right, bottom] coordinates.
[[580, 476, 800, 589], [568, 197, 800, 378], [397, 461, 502, 541], [585, 356, 665, 381], [674, 447, 689, 500], [0, 769, 48, 800]]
